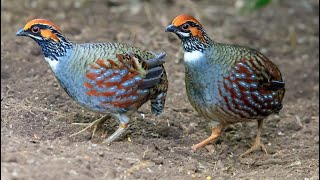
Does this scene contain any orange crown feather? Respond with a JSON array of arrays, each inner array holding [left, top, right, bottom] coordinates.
[[172, 14, 202, 27], [24, 19, 62, 32], [171, 14, 206, 43]]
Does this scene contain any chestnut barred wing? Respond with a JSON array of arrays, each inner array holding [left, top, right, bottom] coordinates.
[[83, 52, 166, 109], [217, 52, 285, 119]]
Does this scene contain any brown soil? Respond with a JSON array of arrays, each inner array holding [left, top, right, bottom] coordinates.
[[1, 0, 319, 179]]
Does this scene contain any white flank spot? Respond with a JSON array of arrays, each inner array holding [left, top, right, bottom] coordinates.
[[45, 57, 59, 70], [184, 50, 205, 63]]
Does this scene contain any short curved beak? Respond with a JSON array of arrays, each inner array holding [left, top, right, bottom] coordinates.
[[16, 29, 27, 36], [165, 24, 177, 32]]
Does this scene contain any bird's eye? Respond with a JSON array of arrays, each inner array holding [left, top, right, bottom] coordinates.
[[31, 26, 40, 33], [182, 24, 189, 30]]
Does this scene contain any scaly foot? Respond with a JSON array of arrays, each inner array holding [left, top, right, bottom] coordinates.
[[70, 115, 110, 139], [103, 123, 129, 145], [240, 119, 268, 157], [240, 139, 268, 157]]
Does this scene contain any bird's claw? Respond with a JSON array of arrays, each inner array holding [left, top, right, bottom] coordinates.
[[103, 124, 129, 145], [70, 116, 109, 139], [240, 140, 268, 157]]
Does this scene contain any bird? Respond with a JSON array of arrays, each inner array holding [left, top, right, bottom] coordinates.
[[16, 19, 168, 144], [166, 14, 285, 156]]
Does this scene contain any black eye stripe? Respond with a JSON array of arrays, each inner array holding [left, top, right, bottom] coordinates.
[[182, 24, 189, 30], [31, 26, 40, 33], [186, 21, 199, 28], [29, 24, 50, 32], [179, 27, 190, 32], [29, 24, 61, 36], [179, 21, 200, 32]]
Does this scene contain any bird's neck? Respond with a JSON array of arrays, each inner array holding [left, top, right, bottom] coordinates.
[[183, 40, 217, 71], [37, 35, 73, 62], [183, 41, 233, 78], [181, 32, 213, 53], [182, 38, 216, 65], [36, 35, 73, 71], [184, 50, 206, 64]]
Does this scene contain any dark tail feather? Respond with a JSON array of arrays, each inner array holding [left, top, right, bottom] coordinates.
[[138, 52, 166, 89], [144, 52, 166, 68], [267, 81, 285, 91], [141, 51, 168, 116], [274, 103, 283, 113], [151, 92, 167, 116]]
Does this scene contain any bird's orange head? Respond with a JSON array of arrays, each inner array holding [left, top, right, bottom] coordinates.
[[171, 14, 202, 27], [16, 19, 73, 61], [16, 19, 63, 43], [166, 14, 206, 40], [166, 14, 211, 52]]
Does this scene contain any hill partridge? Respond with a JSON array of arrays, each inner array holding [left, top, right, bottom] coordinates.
[[166, 14, 285, 156], [16, 19, 168, 144]]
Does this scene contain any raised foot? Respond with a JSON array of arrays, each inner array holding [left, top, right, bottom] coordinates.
[[240, 140, 268, 157], [70, 115, 109, 139]]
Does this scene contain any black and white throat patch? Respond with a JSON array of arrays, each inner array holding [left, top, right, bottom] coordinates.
[[181, 36, 207, 52]]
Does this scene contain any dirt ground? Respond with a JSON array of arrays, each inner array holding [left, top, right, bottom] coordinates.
[[1, 0, 319, 179]]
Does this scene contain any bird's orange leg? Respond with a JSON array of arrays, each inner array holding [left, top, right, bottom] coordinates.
[[240, 119, 268, 157], [191, 124, 224, 151]]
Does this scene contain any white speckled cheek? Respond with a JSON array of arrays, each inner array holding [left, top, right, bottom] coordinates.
[[184, 51, 205, 63], [177, 31, 190, 37]]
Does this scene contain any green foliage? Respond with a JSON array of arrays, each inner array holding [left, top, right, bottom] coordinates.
[[239, 0, 272, 13]]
